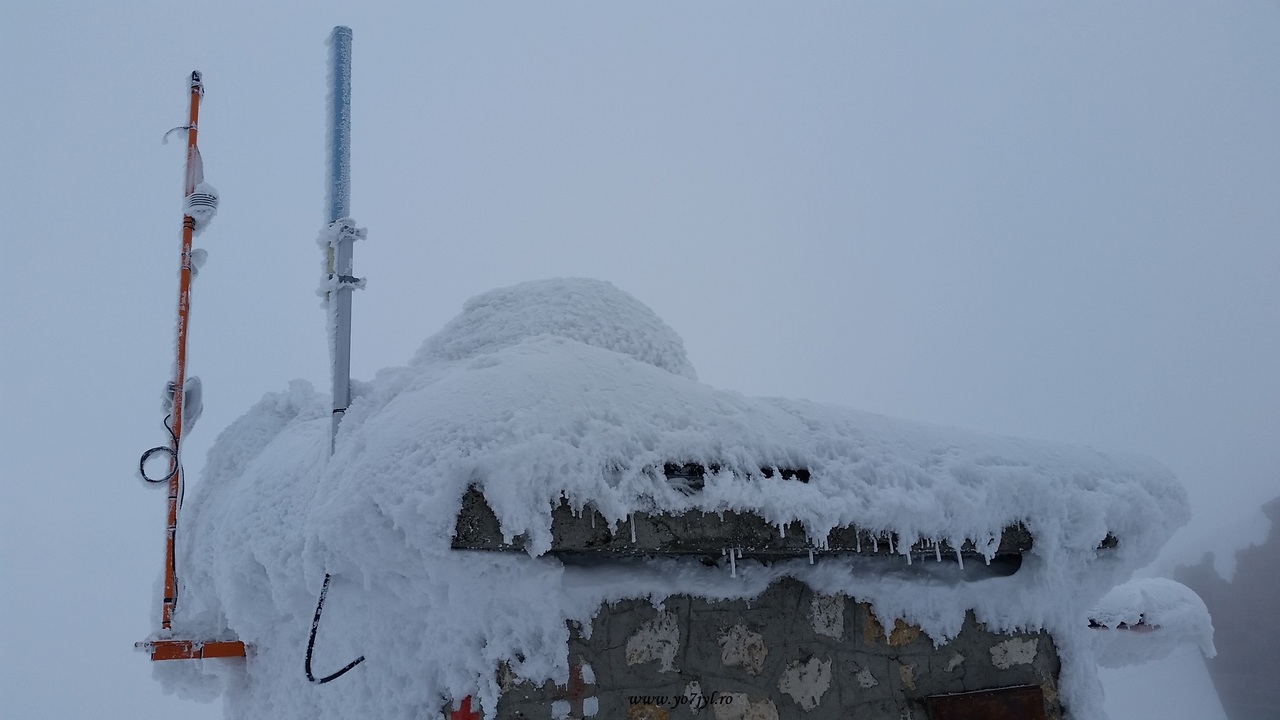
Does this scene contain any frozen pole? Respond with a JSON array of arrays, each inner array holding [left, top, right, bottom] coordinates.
[[327, 26, 351, 223], [324, 26, 364, 453], [161, 70, 205, 630], [136, 71, 245, 661]]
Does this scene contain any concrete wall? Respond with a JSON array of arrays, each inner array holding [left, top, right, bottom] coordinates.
[[493, 578, 1062, 720]]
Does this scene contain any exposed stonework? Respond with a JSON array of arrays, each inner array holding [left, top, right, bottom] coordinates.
[[854, 664, 879, 688], [627, 611, 681, 672], [778, 656, 832, 710], [718, 625, 767, 676], [862, 605, 924, 647], [627, 702, 670, 717], [452, 487, 1037, 563], [492, 579, 1063, 719], [712, 694, 779, 720], [990, 638, 1039, 669], [453, 478, 1077, 718], [810, 594, 844, 640], [627, 705, 668, 719], [897, 662, 917, 691]]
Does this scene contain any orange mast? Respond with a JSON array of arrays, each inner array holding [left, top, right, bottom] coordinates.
[[160, 70, 203, 632], [138, 71, 245, 661]]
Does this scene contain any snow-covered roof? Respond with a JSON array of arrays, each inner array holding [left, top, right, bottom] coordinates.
[[412, 277, 697, 380], [166, 278, 1190, 719]]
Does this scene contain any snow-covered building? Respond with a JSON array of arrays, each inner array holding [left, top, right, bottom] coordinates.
[[161, 278, 1193, 720]]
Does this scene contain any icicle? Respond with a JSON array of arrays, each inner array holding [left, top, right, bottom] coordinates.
[[905, 549, 912, 565], [778, 523, 785, 538], [629, 515, 637, 544], [872, 536, 879, 553], [729, 549, 737, 578], [808, 548, 814, 565], [888, 534, 895, 555], [856, 533, 862, 553], [935, 542, 942, 563], [955, 548, 964, 570]]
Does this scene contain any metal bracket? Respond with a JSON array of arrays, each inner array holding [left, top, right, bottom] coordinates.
[[334, 274, 366, 290], [139, 638, 247, 661], [326, 218, 367, 247]]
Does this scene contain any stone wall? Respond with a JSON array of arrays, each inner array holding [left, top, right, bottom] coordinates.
[[452, 488, 1034, 565], [493, 578, 1062, 720]]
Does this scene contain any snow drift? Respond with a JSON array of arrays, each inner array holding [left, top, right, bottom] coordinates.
[[158, 278, 1190, 719], [1090, 577, 1216, 669]]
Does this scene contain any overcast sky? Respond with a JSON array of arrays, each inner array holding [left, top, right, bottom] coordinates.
[[3, 3, 1278, 718]]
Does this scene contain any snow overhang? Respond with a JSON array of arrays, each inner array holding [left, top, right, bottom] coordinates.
[[453, 473, 1119, 569], [1088, 577, 1216, 668]]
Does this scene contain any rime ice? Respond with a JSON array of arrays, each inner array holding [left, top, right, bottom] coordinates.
[[162, 278, 1191, 719]]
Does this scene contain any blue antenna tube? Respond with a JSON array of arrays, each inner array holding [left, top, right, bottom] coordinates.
[[327, 26, 352, 223], [326, 26, 358, 452]]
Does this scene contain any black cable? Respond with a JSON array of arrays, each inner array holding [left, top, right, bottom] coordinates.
[[139, 415, 180, 484], [305, 573, 366, 684], [140, 415, 184, 615]]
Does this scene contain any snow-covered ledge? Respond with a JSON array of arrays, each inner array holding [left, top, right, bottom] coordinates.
[[1089, 577, 1216, 668]]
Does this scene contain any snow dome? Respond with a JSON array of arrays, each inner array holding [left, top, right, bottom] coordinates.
[[161, 278, 1191, 720], [413, 277, 697, 380]]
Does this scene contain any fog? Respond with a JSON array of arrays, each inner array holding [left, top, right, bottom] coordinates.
[[3, 3, 1277, 718]]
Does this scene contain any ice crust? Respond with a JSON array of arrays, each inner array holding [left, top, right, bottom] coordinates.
[[160, 278, 1190, 720]]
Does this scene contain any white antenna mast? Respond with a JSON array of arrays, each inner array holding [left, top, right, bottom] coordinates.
[[322, 25, 365, 454]]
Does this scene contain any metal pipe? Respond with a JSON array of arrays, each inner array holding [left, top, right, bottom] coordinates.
[[327, 26, 352, 223], [162, 70, 204, 630], [327, 26, 354, 452]]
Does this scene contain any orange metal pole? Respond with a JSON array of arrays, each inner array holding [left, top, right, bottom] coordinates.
[[136, 71, 245, 662], [161, 71, 203, 630]]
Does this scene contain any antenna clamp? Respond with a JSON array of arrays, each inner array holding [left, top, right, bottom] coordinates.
[[324, 217, 367, 248]]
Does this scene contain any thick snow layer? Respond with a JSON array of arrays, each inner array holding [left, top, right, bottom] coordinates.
[[1089, 577, 1215, 668], [160, 278, 1189, 720], [412, 277, 697, 380], [1099, 644, 1228, 720]]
